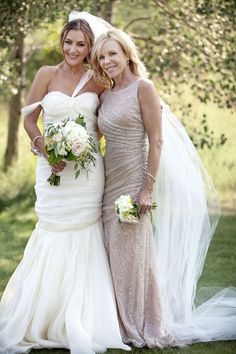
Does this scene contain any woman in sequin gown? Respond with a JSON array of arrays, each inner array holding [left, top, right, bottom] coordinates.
[[92, 30, 172, 348], [91, 29, 236, 348]]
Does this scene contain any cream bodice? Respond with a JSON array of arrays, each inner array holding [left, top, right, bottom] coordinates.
[[22, 70, 99, 140]]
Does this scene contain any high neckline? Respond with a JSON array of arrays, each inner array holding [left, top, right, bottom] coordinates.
[[110, 78, 141, 93]]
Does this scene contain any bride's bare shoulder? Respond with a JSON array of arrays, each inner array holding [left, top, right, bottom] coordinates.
[[27, 65, 61, 103], [35, 65, 60, 80]]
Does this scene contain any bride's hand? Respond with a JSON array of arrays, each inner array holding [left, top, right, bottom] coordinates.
[[51, 161, 66, 173], [138, 188, 153, 214]]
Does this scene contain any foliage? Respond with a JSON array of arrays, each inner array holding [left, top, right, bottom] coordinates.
[[115, 0, 236, 148], [0, 0, 112, 97], [1, 0, 235, 109], [117, 0, 236, 110]]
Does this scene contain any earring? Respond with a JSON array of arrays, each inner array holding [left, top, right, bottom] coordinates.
[[127, 59, 129, 65]]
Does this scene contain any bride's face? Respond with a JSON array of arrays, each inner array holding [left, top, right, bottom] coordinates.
[[98, 39, 129, 80], [63, 29, 89, 67]]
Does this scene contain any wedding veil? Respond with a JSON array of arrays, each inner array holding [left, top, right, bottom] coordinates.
[[68, 11, 113, 40], [153, 99, 236, 343]]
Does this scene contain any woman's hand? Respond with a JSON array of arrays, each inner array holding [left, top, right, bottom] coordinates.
[[51, 160, 66, 173], [138, 188, 153, 214]]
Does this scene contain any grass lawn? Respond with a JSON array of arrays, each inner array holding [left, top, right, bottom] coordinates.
[[0, 184, 236, 354]]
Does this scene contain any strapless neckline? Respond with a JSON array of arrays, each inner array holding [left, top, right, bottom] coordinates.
[[43, 91, 98, 100], [22, 70, 100, 122]]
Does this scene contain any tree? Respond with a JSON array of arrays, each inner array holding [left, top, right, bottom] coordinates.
[[0, 0, 113, 170], [116, 0, 236, 148], [1, 0, 235, 167]]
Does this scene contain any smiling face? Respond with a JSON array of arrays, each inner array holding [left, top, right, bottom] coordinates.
[[98, 38, 129, 80], [62, 29, 89, 67]]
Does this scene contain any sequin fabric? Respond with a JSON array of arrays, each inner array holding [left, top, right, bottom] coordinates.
[[98, 79, 173, 348]]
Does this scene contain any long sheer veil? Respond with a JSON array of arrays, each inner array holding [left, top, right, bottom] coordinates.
[[152, 99, 236, 343]]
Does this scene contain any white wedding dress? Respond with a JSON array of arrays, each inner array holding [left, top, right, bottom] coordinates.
[[0, 71, 130, 354]]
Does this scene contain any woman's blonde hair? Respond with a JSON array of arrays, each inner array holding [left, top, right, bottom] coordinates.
[[91, 29, 148, 88]]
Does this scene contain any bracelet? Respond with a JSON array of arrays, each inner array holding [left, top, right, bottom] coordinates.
[[32, 135, 43, 145], [146, 172, 156, 183], [31, 135, 43, 156]]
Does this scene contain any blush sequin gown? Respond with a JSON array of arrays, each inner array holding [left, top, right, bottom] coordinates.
[[98, 78, 236, 347], [98, 79, 172, 348]]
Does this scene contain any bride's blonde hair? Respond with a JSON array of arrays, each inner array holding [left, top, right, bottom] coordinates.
[[91, 29, 148, 88]]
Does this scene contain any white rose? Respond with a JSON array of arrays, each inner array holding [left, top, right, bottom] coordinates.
[[116, 195, 133, 213], [63, 121, 77, 133], [73, 125, 88, 141], [52, 132, 63, 143], [71, 140, 86, 157], [65, 125, 88, 146]]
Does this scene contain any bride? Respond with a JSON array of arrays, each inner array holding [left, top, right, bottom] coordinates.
[[0, 12, 130, 354]]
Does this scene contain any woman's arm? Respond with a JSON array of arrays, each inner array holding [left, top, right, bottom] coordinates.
[[24, 66, 52, 159], [137, 79, 163, 214], [24, 66, 66, 173]]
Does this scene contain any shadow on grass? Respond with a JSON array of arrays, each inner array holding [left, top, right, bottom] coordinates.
[[0, 183, 36, 290], [0, 181, 35, 212]]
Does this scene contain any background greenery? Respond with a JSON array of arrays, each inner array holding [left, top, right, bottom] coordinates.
[[0, 0, 236, 353]]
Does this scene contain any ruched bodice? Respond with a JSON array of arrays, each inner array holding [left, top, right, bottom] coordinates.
[[22, 71, 100, 141]]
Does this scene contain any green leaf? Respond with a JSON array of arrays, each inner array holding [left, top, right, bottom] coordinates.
[[75, 114, 86, 128], [66, 151, 77, 161], [75, 170, 80, 179]]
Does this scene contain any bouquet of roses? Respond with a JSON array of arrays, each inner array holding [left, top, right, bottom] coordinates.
[[44, 114, 97, 186], [115, 195, 157, 224]]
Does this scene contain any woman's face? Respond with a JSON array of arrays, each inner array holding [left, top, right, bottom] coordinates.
[[63, 29, 89, 67], [98, 39, 129, 80]]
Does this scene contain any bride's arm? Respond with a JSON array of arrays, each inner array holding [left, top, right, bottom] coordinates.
[[137, 79, 163, 214], [24, 66, 66, 172], [23, 67, 52, 159]]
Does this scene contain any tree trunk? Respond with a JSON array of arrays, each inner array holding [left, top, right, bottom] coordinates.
[[99, 0, 116, 23], [4, 30, 24, 170]]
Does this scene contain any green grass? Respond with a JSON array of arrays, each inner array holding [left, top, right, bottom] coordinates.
[[0, 101, 236, 353], [29, 340, 236, 354]]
